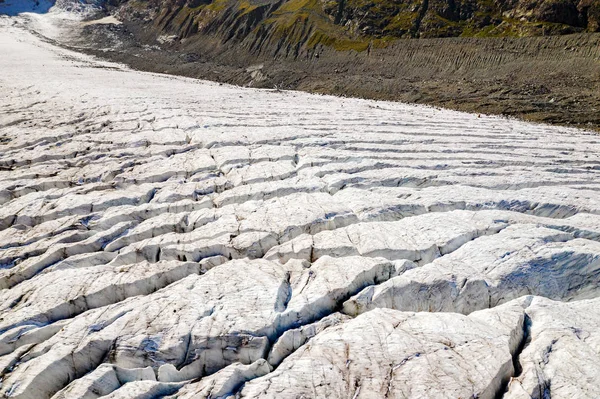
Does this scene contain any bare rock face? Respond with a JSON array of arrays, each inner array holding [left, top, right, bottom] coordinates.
[[1, 14, 600, 399], [103, 0, 600, 64]]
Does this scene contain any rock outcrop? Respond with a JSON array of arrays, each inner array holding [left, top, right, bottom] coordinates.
[[105, 0, 600, 58]]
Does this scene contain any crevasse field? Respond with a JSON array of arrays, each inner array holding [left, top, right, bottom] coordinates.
[[1, 6, 600, 399]]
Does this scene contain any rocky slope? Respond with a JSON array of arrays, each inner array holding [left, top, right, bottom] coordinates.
[[1, 13, 600, 399], [107, 0, 600, 57]]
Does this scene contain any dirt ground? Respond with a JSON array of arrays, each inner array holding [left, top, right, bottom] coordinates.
[[82, 22, 600, 131]]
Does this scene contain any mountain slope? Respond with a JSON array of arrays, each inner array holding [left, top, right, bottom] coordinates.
[[108, 0, 600, 56]]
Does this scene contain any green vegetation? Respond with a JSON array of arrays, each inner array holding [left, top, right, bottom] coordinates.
[[260, 0, 374, 52], [384, 12, 420, 34], [238, 0, 259, 16]]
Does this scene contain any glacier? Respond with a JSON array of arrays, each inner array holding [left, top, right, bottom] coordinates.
[[0, 11, 600, 399]]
